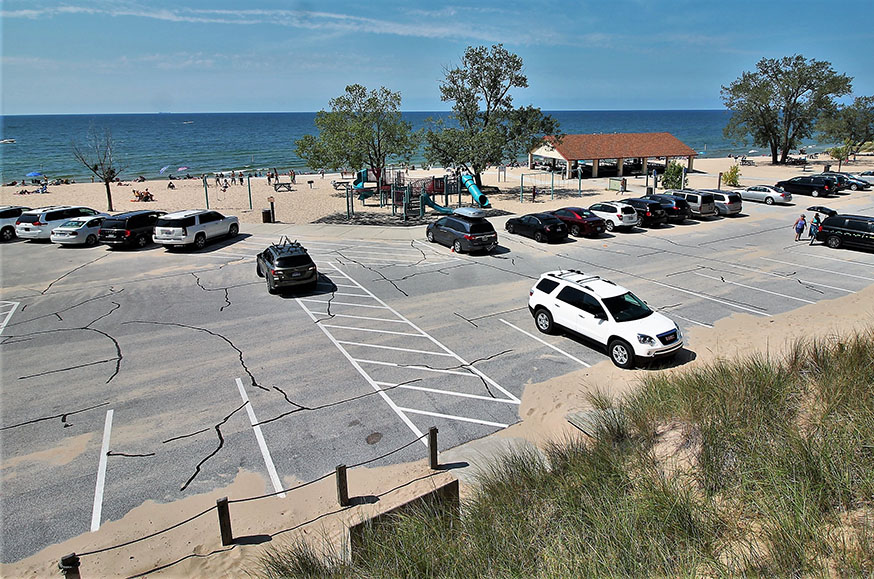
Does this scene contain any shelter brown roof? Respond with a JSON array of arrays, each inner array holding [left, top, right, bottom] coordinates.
[[540, 132, 697, 161]]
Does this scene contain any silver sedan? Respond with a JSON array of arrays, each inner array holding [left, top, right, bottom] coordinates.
[[50, 215, 109, 246], [737, 185, 792, 205]]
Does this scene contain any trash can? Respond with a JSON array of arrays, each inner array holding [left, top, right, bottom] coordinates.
[[261, 209, 273, 223], [646, 186, 653, 195], [824, 164, 831, 172]]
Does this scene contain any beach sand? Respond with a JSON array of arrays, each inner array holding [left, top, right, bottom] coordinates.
[[4, 154, 874, 576]]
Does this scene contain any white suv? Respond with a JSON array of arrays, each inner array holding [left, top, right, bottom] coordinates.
[[15, 206, 101, 240], [588, 201, 640, 231], [528, 270, 683, 368], [153, 210, 239, 249]]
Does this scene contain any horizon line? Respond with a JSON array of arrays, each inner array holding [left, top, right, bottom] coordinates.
[[2, 108, 732, 117]]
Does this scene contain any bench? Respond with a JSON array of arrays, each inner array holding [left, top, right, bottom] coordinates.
[[331, 180, 351, 190], [740, 159, 756, 166], [273, 182, 294, 192]]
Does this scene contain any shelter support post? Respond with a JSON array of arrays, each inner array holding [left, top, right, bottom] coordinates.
[[592, 159, 599, 179], [642, 158, 648, 175], [617, 158, 624, 177], [528, 153, 534, 169], [687, 156, 694, 171]]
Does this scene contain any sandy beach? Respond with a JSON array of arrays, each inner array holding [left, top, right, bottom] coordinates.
[[3, 155, 873, 226]]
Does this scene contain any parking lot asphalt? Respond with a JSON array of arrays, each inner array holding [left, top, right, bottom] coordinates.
[[3, 190, 874, 562]]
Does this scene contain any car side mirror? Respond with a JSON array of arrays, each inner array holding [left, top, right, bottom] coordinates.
[[594, 311, 607, 320]]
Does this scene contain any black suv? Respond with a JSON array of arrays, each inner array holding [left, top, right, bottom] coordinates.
[[623, 198, 668, 227], [644, 194, 691, 223], [256, 238, 318, 293], [815, 214, 874, 250], [425, 208, 498, 253], [776, 175, 839, 197], [98, 210, 166, 248]]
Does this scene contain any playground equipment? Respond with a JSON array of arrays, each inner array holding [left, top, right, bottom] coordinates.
[[460, 174, 491, 208], [421, 192, 452, 214], [353, 168, 390, 201]]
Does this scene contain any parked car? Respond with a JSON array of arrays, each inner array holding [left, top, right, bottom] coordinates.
[[550, 207, 606, 237], [528, 269, 683, 368], [643, 194, 691, 223], [775, 175, 839, 197], [98, 210, 166, 249], [855, 170, 874, 185], [815, 214, 874, 250], [50, 215, 109, 246], [505, 212, 568, 243], [807, 205, 838, 217], [821, 171, 870, 191], [425, 207, 498, 253], [256, 239, 318, 293], [700, 189, 743, 216], [665, 190, 717, 218], [588, 201, 640, 231], [153, 210, 239, 249], [623, 198, 668, 227], [15, 206, 101, 240], [737, 185, 792, 205], [0, 205, 30, 241]]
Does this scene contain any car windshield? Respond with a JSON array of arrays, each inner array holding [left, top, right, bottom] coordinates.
[[59, 220, 85, 228], [156, 216, 196, 228], [101, 218, 127, 229], [602, 292, 653, 322]]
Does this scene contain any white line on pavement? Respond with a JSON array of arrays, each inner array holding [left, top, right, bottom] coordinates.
[[235, 378, 285, 498], [396, 407, 509, 428], [0, 301, 20, 335], [320, 324, 424, 337], [320, 313, 408, 324], [760, 257, 874, 281], [718, 261, 855, 294], [298, 299, 389, 309], [797, 252, 874, 267], [691, 272, 816, 304], [378, 382, 519, 404], [668, 314, 713, 328], [354, 358, 478, 376], [90, 409, 113, 532], [499, 319, 592, 367], [336, 340, 455, 356], [644, 279, 772, 316]]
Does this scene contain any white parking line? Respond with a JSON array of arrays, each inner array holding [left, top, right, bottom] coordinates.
[[718, 261, 855, 294], [0, 301, 20, 335], [337, 341, 455, 356], [235, 378, 285, 498], [321, 324, 424, 337], [797, 252, 874, 266], [645, 279, 772, 317], [761, 257, 874, 281], [90, 409, 113, 532], [323, 313, 409, 324], [692, 272, 816, 304], [499, 319, 591, 367], [354, 358, 478, 377], [298, 299, 389, 309], [380, 382, 520, 405], [668, 314, 713, 328], [397, 407, 509, 429]]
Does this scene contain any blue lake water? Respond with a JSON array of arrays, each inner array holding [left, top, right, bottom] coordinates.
[[0, 110, 826, 183]]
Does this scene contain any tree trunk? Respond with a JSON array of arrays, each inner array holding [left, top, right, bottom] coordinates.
[[473, 170, 483, 189], [104, 180, 114, 212], [770, 142, 779, 165], [838, 158, 843, 171]]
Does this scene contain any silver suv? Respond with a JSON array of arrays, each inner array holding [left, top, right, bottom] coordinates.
[[665, 190, 717, 218], [15, 206, 101, 240], [700, 189, 742, 216], [153, 210, 239, 249], [528, 270, 683, 368]]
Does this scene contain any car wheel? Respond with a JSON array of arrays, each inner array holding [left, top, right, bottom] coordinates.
[[851, 183, 859, 191], [506, 223, 516, 234], [534, 231, 545, 243], [193, 233, 206, 250], [811, 189, 820, 197], [256, 261, 264, 277], [608, 339, 635, 369], [267, 279, 277, 294], [827, 235, 842, 249], [570, 224, 581, 237], [453, 239, 463, 253], [228, 223, 239, 238], [426, 230, 435, 243], [85, 234, 97, 246], [764, 197, 774, 205], [534, 308, 554, 334], [605, 220, 615, 232], [136, 234, 148, 248], [1, 226, 15, 241]]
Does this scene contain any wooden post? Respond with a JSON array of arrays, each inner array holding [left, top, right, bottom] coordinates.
[[216, 497, 233, 546], [336, 464, 349, 507], [58, 553, 81, 579], [428, 427, 439, 469], [718, 172, 723, 190]]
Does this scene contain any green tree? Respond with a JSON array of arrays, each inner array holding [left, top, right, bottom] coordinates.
[[661, 161, 686, 190], [424, 44, 560, 188], [826, 141, 853, 171], [295, 84, 416, 178], [72, 127, 123, 212], [721, 55, 852, 165], [818, 96, 874, 160], [722, 164, 741, 187]]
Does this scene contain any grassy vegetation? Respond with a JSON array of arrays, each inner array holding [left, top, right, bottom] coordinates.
[[257, 332, 874, 577]]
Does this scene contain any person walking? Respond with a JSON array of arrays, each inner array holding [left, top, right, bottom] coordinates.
[[794, 214, 807, 242], [809, 213, 821, 245]]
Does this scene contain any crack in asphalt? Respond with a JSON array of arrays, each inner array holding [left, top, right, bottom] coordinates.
[[87, 301, 121, 327], [41, 254, 110, 295], [191, 273, 230, 312], [2, 326, 123, 383], [7, 289, 124, 329], [389, 262, 471, 282], [254, 378, 424, 427], [0, 401, 109, 431], [54, 313, 63, 321], [312, 281, 337, 324], [107, 451, 156, 458], [175, 401, 249, 492], [458, 254, 536, 280], [453, 312, 478, 327], [336, 251, 409, 296], [392, 349, 513, 399], [19, 358, 119, 380]]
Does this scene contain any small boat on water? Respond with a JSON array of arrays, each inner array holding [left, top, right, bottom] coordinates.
[[182, 121, 194, 125], [0, 138, 15, 144]]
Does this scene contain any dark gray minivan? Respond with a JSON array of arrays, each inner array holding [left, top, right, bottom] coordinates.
[[815, 215, 874, 250]]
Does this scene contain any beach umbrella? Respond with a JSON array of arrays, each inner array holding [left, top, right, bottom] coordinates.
[[749, 149, 758, 153], [177, 166, 189, 171], [159, 165, 170, 174], [26, 171, 43, 177]]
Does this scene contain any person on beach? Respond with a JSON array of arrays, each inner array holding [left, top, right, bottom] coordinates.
[[794, 214, 807, 242], [809, 213, 821, 244], [267, 172, 272, 185], [215, 174, 221, 186], [532, 185, 537, 202]]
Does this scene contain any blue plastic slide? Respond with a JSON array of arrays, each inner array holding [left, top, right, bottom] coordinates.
[[421, 192, 453, 214], [353, 169, 367, 189], [460, 174, 491, 208]]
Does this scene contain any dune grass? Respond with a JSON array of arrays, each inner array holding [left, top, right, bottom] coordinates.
[[257, 332, 874, 577]]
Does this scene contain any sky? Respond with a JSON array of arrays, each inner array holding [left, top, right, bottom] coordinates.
[[2, 0, 873, 115]]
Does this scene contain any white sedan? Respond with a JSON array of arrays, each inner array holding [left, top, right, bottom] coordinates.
[[50, 215, 109, 246], [736, 185, 792, 205]]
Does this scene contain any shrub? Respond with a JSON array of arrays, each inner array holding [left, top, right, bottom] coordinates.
[[723, 164, 741, 187], [661, 161, 687, 189]]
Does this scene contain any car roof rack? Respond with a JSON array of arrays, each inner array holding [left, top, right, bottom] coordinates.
[[274, 236, 306, 251]]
